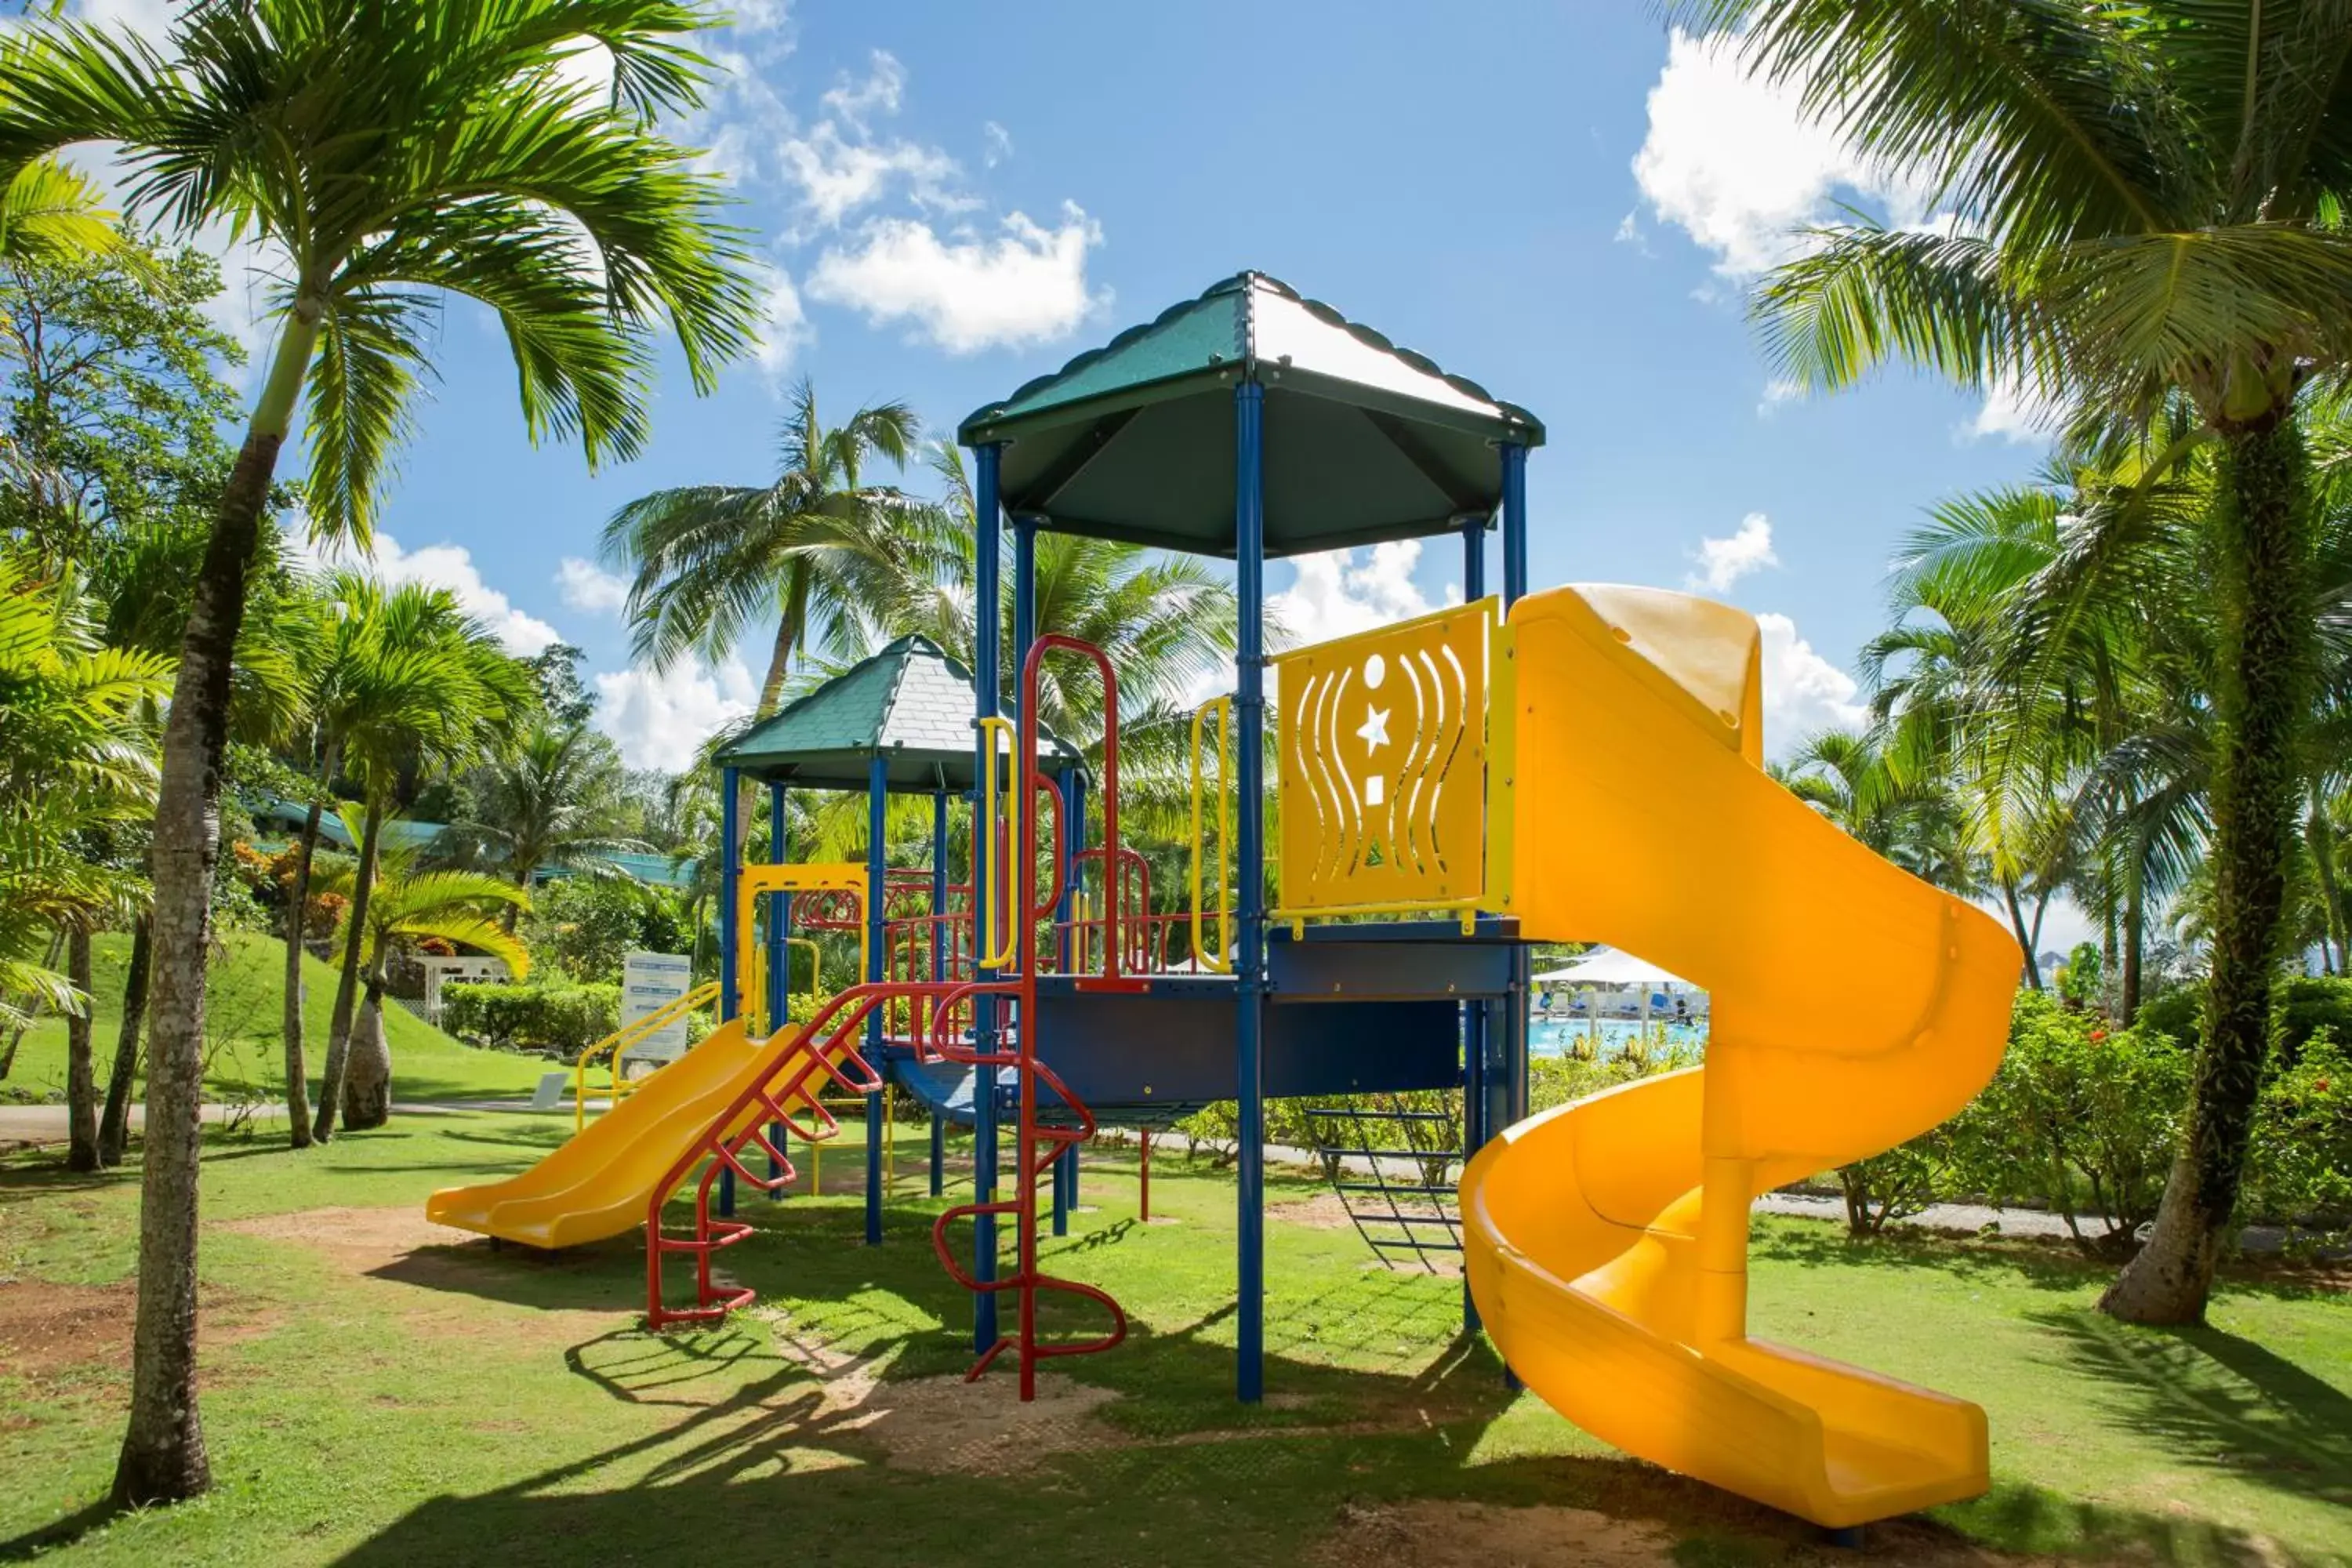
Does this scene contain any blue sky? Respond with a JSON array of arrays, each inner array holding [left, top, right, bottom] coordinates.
[[84, 2, 2052, 776]]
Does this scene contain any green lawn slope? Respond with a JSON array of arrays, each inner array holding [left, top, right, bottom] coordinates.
[[4, 930, 552, 1105]]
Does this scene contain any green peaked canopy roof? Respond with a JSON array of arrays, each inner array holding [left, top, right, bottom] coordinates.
[[957, 271, 1544, 560], [715, 635, 1081, 793]]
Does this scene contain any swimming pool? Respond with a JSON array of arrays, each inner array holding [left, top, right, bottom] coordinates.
[[1530, 1018, 1708, 1058]]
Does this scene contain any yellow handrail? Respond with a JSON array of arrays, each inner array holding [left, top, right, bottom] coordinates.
[[785, 937, 822, 1020], [572, 981, 721, 1134], [976, 714, 1018, 969], [1189, 696, 1232, 973]]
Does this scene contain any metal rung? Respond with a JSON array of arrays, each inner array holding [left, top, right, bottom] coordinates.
[[1340, 1210, 1460, 1227], [1333, 1181, 1457, 1198], [1367, 1236, 1464, 1253], [1307, 1108, 1455, 1122], [1309, 1147, 1464, 1163]]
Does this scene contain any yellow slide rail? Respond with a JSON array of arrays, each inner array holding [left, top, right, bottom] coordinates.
[[975, 714, 1018, 969], [572, 981, 721, 1135], [1189, 696, 1232, 972], [1269, 595, 1515, 935]]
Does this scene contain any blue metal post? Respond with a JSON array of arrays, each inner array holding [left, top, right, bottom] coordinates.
[[717, 767, 740, 1218], [768, 782, 789, 1200], [1501, 443, 1528, 609], [865, 753, 887, 1245], [1501, 443, 1531, 1133], [970, 442, 1004, 1354], [1461, 513, 1489, 1328], [930, 786, 948, 1199], [1234, 379, 1267, 1404]]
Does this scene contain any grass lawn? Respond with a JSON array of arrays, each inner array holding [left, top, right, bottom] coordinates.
[[3, 931, 556, 1107], [0, 1112, 2345, 1566]]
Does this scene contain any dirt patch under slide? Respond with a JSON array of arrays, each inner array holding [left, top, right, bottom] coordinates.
[[218, 1203, 477, 1263], [1310, 1500, 2103, 1568], [759, 1318, 1127, 1472]]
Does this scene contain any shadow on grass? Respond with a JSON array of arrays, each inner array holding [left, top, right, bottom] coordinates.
[[2025, 1308, 2352, 1509]]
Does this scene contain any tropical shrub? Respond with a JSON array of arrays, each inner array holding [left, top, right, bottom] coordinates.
[[441, 981, 620, 1057], [521, 876, 678, 985], [2139, 976, 2352, 1068], [1956, 993, 2189, 1255], [1836, 1131, 1965, 1236], [2243, 1032, 2352, 1238]]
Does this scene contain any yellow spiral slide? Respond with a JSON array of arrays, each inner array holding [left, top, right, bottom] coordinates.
[[1465, 584, 2021, 1529]]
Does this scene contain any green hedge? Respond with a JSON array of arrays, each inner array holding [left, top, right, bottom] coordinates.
[[2136, 975, 2352, 1062], [441, 982, 621, 1056]]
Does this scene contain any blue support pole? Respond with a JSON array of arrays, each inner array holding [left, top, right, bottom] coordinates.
[[1501, 442, 1528, 609], [1055, 770, 1084, 972], [865, 753, 887, 1246], [768, 782, 788, 1200], [1233, 379, 1267, 1404], [1461, 512, 1489, 1327], [930, 786, 948, 1199], [970, 442, 1004, 1355], [717, 767, 740, 1218]]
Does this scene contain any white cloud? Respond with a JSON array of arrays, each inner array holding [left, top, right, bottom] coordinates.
[[1757, 378, 1804, 416], [753, 266, 811, 373], [1269, 542, 1440, 648], [1686, 512, 1780, 594], [1965, 372, 2060, 444], [595, 659, 756, 770], [822, 50, 904, 128], [982, 121, 1014, 168], [556, 557, 630, 614], [1756, 611, 1867, 757], [1633, 28, 1933, 278], [779, 122, 964, 227], [303, 531, 564, 656], [807, 205, 1107, 354]]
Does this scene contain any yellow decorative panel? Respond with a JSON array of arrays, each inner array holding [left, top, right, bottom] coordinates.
[[1274, 597, 1497, 917]]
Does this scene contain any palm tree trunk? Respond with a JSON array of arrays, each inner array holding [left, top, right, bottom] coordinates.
[[99, 916, 150, 1167], [65, 927, 98, 1173], [280, 742, 336, 1149], [2121, 874, 2144, 1025], [2002, 879, 2042, 989], [114, 298, 318, 1508], [311, 798, 383, 1143], [2308, 785, 2348, 977], [2102, 413, 2315, 1326], [339, 964, 394, 1131]]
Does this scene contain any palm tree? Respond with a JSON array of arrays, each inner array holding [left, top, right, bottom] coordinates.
[[449, 722, 648, 906], [0, 158, 122, 269], [312, 586, 532, 1143], [0, 554, 169, 1173], [317, 806, 529, 1130], [1691, 0, 2352, 1324], [0, 2, 759, 1501], [1777, 728, 1976, 895], [278, 572, 459, 1147], [603, 377, 934, 718]]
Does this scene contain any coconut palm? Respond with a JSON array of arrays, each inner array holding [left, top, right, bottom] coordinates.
[[278, 572, 468, 1148], [448, 721, 648, 903], [603, 377, 936, 718], [0, 2, 760, 1501], [312, 585, 532, 1144], [0, 158, 122, 269], [1690, 0, 2352, 1323], [318, 805, 529, 1130], [1777, 728, 1976, 895]]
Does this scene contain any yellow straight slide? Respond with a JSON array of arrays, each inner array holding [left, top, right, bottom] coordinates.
[[1464, 584, 2021, 1529], [429, 1018, 808, 1250]]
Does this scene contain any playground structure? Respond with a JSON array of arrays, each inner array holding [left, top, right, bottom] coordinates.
[[429, 272, 2020, 1530]]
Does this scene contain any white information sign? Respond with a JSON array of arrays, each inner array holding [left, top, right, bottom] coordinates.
[[619, 950, 694, 1067]]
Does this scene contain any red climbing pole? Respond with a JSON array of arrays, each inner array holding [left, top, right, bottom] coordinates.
[[923, 634, 1132, 1399]]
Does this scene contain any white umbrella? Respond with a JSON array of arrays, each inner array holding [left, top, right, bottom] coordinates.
[[1533, 949, 1695, 989]]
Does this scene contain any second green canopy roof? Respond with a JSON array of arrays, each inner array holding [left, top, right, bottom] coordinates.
[[716, 635, 1082, 793]]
